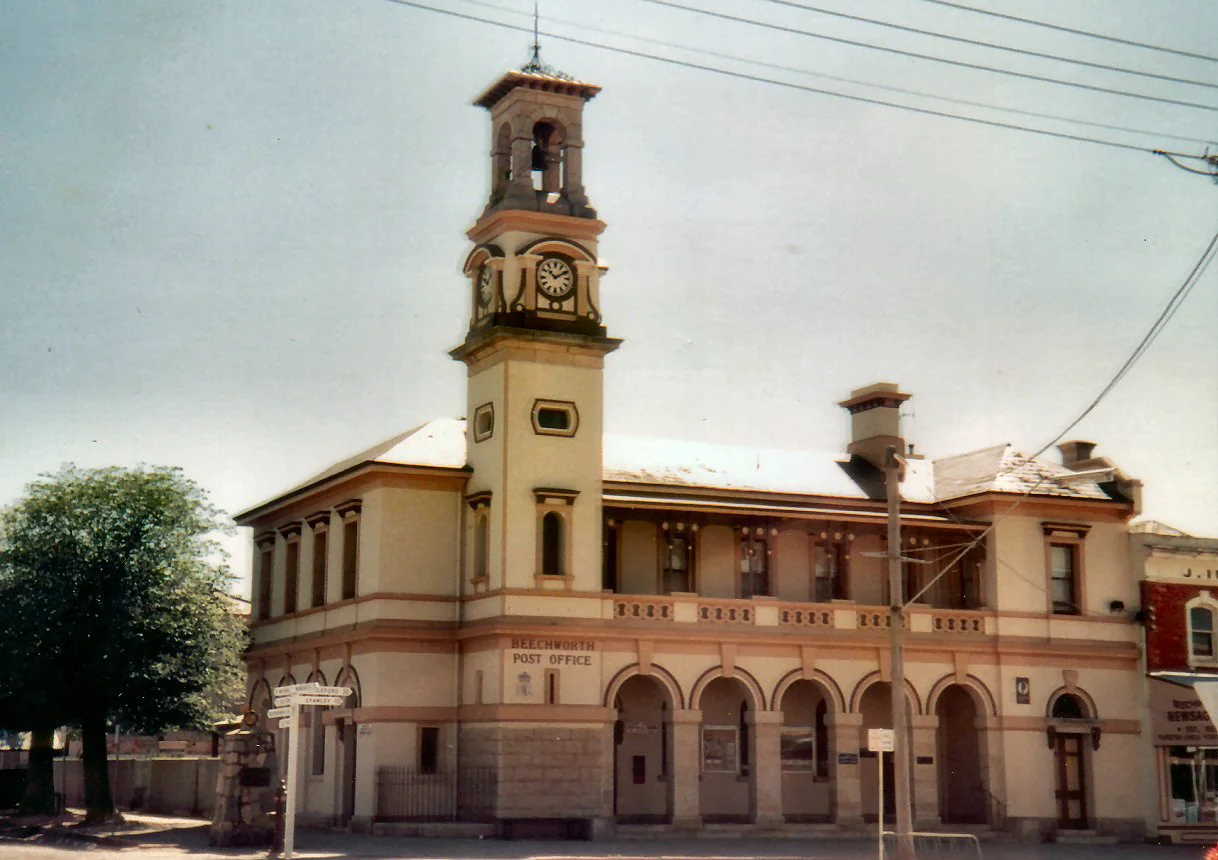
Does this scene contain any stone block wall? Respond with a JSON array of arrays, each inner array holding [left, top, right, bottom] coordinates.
[[459, 724, 611, 821]]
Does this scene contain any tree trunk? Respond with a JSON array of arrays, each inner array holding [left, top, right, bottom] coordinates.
[[20, 727, 58, 816], [81, 714, 117, 823]]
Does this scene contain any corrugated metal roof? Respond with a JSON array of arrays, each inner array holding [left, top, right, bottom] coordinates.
[[247, 420, 1114, 513]]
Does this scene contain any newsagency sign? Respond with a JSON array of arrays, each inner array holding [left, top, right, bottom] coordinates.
[[1150, 678, 1218, 746]]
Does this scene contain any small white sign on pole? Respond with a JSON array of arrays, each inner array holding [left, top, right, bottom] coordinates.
[[868, 729, 895, 860], [868, 728, 895, 752]]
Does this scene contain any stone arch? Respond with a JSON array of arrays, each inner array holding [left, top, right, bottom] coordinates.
[[248, 678, 272, 713], [849, 670, 922, 715], [603, 662, 685, 710], [1046, 685, 1097, 719], [689, 666, 765, 711], [518, 237, 596, 264], [335, 665, 362, 708], [462, 243, 504, 277], [770, 668, 846, 713], [306, 668, 327, 686], [926, 673, 997, 721], [276, 672, 296, 690]]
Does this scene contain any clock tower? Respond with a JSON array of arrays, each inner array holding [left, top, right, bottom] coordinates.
[[451, 55, 619, 599]]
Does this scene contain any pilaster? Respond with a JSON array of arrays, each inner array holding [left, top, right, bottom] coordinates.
[[911, 714, 941, 828], [670, 709, 703, 830], [748, 711, 784, 828], [830, 711, 865, 828]]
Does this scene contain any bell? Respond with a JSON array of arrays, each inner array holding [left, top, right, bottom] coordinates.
[[531, 144, 547, 171]]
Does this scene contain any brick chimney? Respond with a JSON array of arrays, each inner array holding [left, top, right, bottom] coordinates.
[[839, 382, 912, 470]]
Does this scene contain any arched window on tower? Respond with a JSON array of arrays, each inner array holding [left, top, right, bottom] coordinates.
[[542, 511, 565, 576], [531, 121, 564, 193]]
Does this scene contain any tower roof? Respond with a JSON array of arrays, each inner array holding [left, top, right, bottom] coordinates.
[[474, 67, 600, 109]]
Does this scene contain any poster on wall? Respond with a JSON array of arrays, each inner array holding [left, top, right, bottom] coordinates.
[[780, 727, 816, 770], [701, 726, 738, 772]]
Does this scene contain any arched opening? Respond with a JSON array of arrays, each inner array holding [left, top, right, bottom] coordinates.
[[780, 680, 832, 822], [613, 675, 673, 823], [492, 123, 511, 200], [335, 667, 362, 826], [859, 682, 915, 823], [531, 120, 564, 193], [1049, 692, 1091, 830], [275, 674, 296, 778], [699, 677, 756, 822], [936, 685, 985, 824], [542, 512, 565, 576]]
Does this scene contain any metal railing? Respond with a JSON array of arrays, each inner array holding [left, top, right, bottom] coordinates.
[[882, 831, 983, 859], [375, 766, 495, 822]]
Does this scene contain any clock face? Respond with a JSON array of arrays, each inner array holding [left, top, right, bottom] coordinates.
[[536, 257, 574, 298], [477, 265, 494, 308]]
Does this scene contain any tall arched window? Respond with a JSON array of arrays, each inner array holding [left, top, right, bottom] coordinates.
[[474, 515, 489, 581], [542, 511, 565, 576]]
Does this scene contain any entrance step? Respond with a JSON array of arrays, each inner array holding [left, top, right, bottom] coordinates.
[[1056, 830, 1119, 845]]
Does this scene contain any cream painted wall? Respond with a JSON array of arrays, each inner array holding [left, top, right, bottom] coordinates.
[[775, 528, 812, 603], [700, 525, 736, 599], [620, 520, 657, 595], [1083, 522, 1138, 616], [371, 485, 461, 596], [361, 651, 457, 709], [851, 534, 884, 606]]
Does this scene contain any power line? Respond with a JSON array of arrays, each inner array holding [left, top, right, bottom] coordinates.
[[641, 0, 1218, 114], [1029, 225, 1218, 460], [914, 0, 1218, 65], [387, 0, 1169, 155], [757, 0, 1218, 92], [916, 223, 1218, 606], [455, 0, 1212, 147]]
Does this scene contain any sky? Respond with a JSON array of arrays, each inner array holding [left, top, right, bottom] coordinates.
[[3, 0, 1217, 597]]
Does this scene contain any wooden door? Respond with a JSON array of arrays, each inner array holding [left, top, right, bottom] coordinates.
[[1054, 734, 1087, 829]]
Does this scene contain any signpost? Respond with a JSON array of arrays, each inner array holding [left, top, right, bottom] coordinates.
[[869, 729, 895, 860], [272, 683, 351, 858]]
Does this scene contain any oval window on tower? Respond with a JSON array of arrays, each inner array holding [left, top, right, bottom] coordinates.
[[531, 400, 578, 437]]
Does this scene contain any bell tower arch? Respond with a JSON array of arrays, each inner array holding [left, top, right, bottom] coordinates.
[[452, 54, 619, 600]]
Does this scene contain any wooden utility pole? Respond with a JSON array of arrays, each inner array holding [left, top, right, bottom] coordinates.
[[886, 446, 916, 860]]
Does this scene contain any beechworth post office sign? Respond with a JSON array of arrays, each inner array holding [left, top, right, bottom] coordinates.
[[506, 638, 597, 703]]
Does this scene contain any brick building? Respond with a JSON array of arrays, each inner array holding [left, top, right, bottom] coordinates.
[[1136, 523, 1218, 843]]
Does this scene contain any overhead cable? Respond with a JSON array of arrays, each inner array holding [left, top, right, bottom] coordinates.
[[641, 0, 1218, 114], [757, 0, 1218, 91], [914, 0, 1218, 64], [455, 0, 1211, 146], [386, 0, 1170, 155]]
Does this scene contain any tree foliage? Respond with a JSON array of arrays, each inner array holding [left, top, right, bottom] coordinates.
[[0, 465, 247, 818]]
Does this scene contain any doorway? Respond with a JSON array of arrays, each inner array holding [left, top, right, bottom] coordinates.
[[1054, 733, 1088, 829]]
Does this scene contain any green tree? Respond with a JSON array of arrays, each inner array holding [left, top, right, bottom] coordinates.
[[0, 465, 246, 822]]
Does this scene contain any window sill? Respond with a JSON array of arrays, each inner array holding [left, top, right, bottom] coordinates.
[[534, 573, 574, 591]]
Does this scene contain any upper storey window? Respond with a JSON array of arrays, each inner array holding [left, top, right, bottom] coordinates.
[[1049, 544, 1078, 615], [662, 522, 694, 594], [1188, 596, 1218, 667], [1043, 523, 1088, 616]]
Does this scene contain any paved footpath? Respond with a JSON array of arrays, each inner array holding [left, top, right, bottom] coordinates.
[[0, 816, 1214, 860]]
